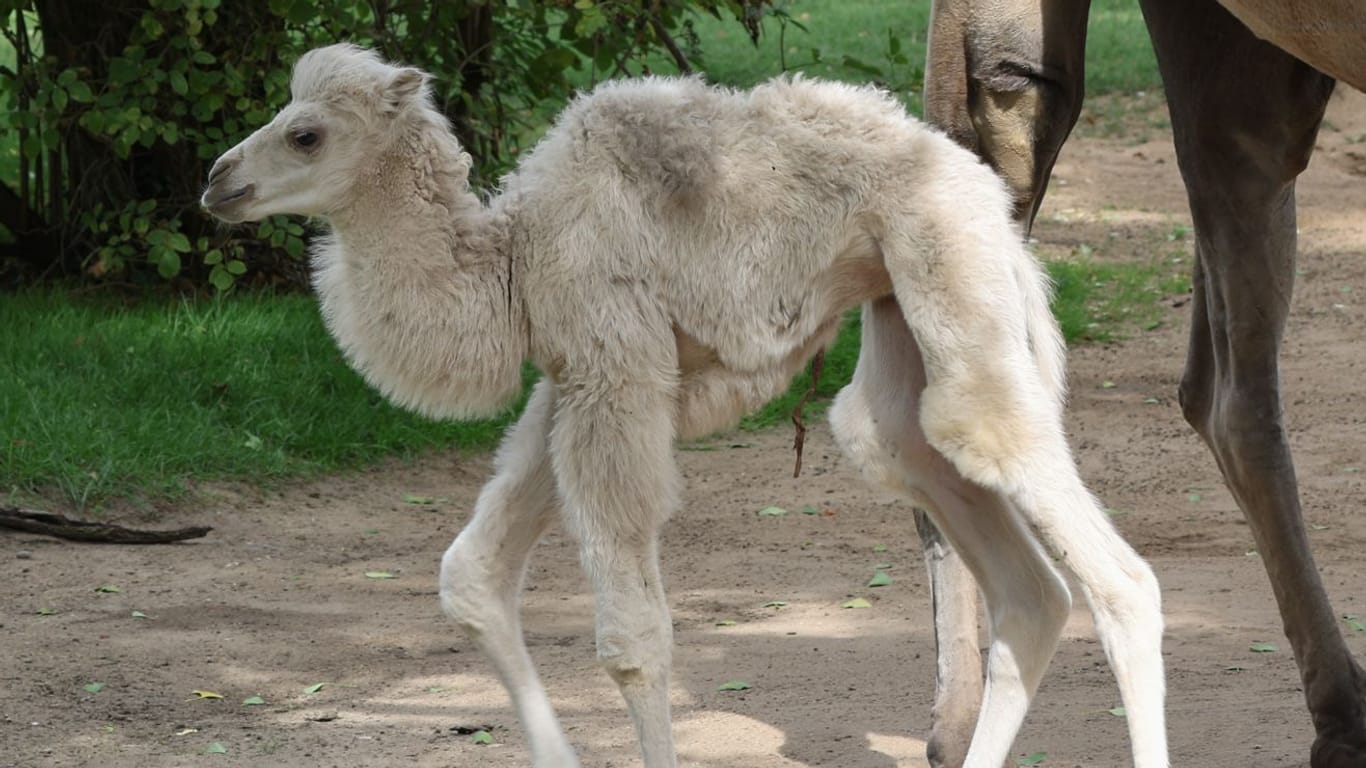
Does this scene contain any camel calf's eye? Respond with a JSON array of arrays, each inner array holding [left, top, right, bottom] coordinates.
[[291, 131, 321, 151]]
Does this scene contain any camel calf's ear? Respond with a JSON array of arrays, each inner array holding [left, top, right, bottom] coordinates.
[[384, 67, 430, 114]]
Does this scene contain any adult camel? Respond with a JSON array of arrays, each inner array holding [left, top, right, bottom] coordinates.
[[918, 0, 1366, 765]]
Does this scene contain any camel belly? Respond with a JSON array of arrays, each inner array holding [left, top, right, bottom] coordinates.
[[670, 247, 892, 439]]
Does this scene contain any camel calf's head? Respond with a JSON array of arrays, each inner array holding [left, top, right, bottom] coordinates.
[[201, 44, 432, 224]]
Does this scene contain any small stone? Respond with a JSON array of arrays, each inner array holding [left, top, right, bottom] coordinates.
[[16, 551, 32, 560]]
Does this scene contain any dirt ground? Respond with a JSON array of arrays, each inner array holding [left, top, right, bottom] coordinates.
[[5, 91, 1366, 768]]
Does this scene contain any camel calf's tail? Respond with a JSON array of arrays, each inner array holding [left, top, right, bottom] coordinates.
[[1017, 248, 1068, 410]]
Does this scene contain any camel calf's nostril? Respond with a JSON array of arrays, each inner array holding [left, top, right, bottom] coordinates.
[[207, 158, 234, 185]]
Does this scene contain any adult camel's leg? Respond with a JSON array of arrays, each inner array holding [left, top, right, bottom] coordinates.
[[919, 2, 1089, 763], [1138, 1, 1366, 764]]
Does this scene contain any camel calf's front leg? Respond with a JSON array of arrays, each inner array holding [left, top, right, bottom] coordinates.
[[440, 381, 581, 766], [551, 378, 682, 768]]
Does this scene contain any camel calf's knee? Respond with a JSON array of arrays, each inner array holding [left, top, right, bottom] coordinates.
[[439, 537, 506, 640]]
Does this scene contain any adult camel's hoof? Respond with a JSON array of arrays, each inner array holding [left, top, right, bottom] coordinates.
[[1311, 725, 1366, 768]]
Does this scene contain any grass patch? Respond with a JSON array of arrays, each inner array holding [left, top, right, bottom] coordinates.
[[683, 1, 931, 102], [1, 292, 527, 510], [1083, 0, 1160, 95], [1049, 257, 1190, 344]]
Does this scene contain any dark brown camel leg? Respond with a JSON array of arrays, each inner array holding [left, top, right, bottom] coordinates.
[[918, 2, 1089, 764], [1138, 1, 1366, 764]]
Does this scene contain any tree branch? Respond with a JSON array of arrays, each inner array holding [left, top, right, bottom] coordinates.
[[0, 505, 213, 544], [648, 14, 692, 74]]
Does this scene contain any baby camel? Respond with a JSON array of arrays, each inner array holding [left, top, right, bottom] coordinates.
[[202, 44, 1167, 767]]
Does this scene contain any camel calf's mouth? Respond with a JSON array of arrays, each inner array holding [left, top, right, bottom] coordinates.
[[201, 184, 256, 222]]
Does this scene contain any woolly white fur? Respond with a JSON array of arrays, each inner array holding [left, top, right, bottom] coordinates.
[[203, 44, 1168, 768]]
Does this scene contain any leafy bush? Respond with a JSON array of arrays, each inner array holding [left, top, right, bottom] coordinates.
[[1, 0, 770, 288]]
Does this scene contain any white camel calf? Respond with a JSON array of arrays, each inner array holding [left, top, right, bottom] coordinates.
[[202, 44, 1168, 768]]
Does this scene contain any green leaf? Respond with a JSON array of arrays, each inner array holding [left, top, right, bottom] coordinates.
[[95, 584, 122, 593], [131, 610, 149, 619], [206, 742, 227, 754], [1017, 752, 1047, 766], [799, 505, 819, 515], [762, 601, 788, 608], [1100, 380, 1117, 389], [52, 87, 69, 113], [867, 571, 891, 588], [470, 730, 494, 745], [1249, 642, 1279, 653], [842, 598, 872, 609], [1186, 492, 1202, 503], [140, 14, 165, 39], [168, 232, 192, 253], [1345, 615, 1365, 632], [304, 683, 326, 694], [156, 250, 182, 279], [68, 81, 94, 103], [365, 571, 397, 580], [715, 619, 737, 627], [225, 260, 248, 276], [36, 607, 58, 616], [717, 680, 751, 691], [756, 506, 787, 517], [871, 544, 888, 553], [109, 58, 140, 84], [1106, 706, 1126, 717], [84, 682, 106, 693], [192, 690, 224, 699], [402, 493, 435, 504], [170, 70, 189, 96], [209, 266, 235, 292], [242, 695, 265, 706]]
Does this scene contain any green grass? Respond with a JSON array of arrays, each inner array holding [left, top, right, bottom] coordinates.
[[1083, 1, 1160, 95], [1049, 257, 1191, 345], [675, 0, 1158, 105], [0, 292, 528, 510]]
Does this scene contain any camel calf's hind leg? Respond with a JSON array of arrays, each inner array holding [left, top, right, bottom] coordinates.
[[832, 298, 1168, 767], [440, 381, 581, 767], [920, 3, 1092, 761]]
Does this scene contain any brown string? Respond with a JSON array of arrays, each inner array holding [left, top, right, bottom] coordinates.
[[790, 349, 826, 478]]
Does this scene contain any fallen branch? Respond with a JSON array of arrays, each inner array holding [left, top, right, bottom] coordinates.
[[0, 505, 211, 544]]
